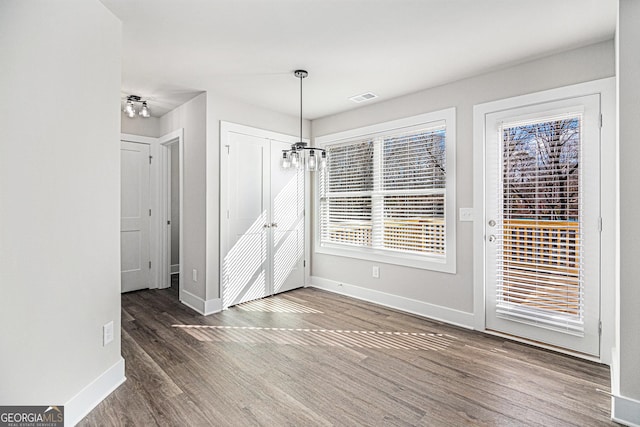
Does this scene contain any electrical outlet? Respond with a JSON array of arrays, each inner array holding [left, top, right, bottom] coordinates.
[[192, 269, 198, 282], [103, 321, 114, 346], [372, 266, 380, 278]]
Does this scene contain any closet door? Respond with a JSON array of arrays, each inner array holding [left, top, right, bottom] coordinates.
[[270, 140, 305, 294], [221, 123, 306, 309], [223, 132, 270, 307]]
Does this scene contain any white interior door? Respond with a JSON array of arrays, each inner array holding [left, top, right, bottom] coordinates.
[[484, 94, 601, 356], [121, 141, 151, 293], [223, 132, 270, 307], [270, 140, 305, 294], [221, 125, 306, 309]]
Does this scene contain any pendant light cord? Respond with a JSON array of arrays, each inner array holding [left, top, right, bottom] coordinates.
[[299, 74, 303, 142]]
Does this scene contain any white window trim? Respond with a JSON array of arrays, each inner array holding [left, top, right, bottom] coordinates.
[[315, 107, 456, 273]]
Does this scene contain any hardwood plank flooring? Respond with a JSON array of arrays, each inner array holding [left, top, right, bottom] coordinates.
[[80, 287, 615, 426]]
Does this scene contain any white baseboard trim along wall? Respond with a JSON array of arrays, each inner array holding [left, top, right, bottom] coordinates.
[[64, 358, 125, 426], [180, 289, 222, 316], [612, 394, 640, 427], [309, 276, 474, 330]]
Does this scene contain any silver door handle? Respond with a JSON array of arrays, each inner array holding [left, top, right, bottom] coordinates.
[[488, 235, 496, 242], [271, 223, 278, 228]]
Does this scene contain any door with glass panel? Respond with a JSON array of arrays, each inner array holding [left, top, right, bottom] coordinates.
[[484, 94, 601, 356], [221, 125, 305, 309]]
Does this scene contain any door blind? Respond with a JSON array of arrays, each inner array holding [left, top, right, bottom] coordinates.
[[496, 114, 584, 334]]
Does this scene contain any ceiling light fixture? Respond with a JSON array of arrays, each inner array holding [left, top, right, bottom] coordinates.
[[122, 95, 151, 118], [281, 70, 326, 172], [139, 101, 150, 118]]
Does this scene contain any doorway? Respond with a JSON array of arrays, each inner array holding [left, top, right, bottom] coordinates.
[[483, 94, 601, 357], [220, 122, 307, 309], [159, 130, 184, 299], [473, 79, 616, 361]]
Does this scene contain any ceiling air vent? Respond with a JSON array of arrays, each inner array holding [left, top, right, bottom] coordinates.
[[349, 92, 378, 103]]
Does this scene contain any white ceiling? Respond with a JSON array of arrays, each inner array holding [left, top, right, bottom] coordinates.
[[101, 0, 617, 119]]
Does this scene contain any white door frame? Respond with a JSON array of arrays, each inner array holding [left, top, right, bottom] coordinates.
[[158, 130, 184, 298], [472, 78, 616, 364], [121, 131, 185, 297], [219, 121, 310, 308]]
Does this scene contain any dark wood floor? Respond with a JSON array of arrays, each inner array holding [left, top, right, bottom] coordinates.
[[80, 287, 615, 426]]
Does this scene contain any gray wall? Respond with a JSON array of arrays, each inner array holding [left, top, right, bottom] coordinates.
[[617, 0, 640, 410], [170, 142, 180, 266], [160, 93, 207, 298], [121, 111, 161, 137], [0, 0, 122, 405], [311, 40, 615, 314]]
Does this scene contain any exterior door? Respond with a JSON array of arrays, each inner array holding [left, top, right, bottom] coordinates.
[[221, 128, 305, 308], [121, 141, 151, 293], [484, 94, 601, 356]]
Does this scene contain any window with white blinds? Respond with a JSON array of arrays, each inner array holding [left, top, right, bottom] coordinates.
[[316, 109, 456, 272], [497, 113, 584, 333]]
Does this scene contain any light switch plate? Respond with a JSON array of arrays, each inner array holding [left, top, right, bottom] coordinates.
[[459, 208, 474, 222]]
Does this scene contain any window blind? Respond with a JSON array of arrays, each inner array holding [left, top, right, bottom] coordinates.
[[320, 125, 447, 256], [320, 140, 374, 247], [382, 129, 445, 190], [496, 114, 584, 334]]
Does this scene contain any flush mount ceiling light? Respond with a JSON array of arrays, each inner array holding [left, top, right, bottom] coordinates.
[[123, 95, 151, 118], [281, 70, 327, 172]]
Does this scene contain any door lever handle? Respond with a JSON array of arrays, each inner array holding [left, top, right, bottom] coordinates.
[[271, 223, 278, 228]]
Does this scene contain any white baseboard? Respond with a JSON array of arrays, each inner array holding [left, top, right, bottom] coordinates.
[[309, 276, 474, 330], [180, 289, 222, 316], [64, 357, 125, 426], [612, 394, 640, 427], [170, 264, 180, 274]]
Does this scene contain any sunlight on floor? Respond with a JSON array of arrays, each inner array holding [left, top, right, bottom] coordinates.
[[236, 297, 323, 313], [172, 324, 456, 351]]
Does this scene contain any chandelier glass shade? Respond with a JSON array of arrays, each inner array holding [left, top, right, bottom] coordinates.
[[123, 95, 151, 118], [281, 70, 326, 171]]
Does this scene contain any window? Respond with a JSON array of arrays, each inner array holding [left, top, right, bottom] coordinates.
[[316, 108, 456, 272]]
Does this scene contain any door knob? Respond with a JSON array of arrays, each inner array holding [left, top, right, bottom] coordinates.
[[488, 235, 496, 242], [488, 219, 496, 227]]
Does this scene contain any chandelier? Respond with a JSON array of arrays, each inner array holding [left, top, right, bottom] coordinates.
[[281, 70, 327, 171], [123, 95, 151, 118]]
